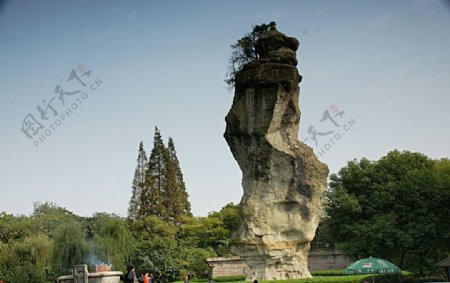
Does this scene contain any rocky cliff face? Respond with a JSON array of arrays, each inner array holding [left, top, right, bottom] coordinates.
[[224, 24, 329, 280]]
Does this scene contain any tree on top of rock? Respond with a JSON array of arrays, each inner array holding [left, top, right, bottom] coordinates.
[[225, 22, 270, 89]]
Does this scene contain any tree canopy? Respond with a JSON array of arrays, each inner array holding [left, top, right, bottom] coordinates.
[[322, 150, 450, 274], [89, 213, 135, 272]]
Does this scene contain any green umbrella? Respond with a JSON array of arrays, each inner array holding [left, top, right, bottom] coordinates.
[[344, 256, 401, 275]]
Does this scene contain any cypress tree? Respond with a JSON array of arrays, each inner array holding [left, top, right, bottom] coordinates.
[[131, 128, 192, 224], [147, 127, 167, 219], [163, 147, 178, 222], [128, 141, 148, 222], [167, 138, 191, 223], [139, 167, 156, 219]]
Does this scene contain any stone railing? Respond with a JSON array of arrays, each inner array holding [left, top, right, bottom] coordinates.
[[57, 264, 123, 283]]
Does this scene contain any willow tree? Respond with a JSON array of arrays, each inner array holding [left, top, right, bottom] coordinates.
[[0, 233, 53, 282], [52, 221, 88, 274], [90, 213, 136, 272]]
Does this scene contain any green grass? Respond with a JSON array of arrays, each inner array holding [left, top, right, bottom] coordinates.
[[177, 274, 370, 283], [174, 270, 433, 283], [190, 275, 246, 282], [259, 275, 370, 283]]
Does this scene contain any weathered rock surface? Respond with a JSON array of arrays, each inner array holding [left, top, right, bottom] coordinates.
[[224, 24, 329, 280]]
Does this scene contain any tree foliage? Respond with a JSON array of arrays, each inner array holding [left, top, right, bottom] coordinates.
[[89, 213, 136, 272], [52, 221, 88, 274], [128, 142, 148, 222], [0, 233, 53, 282], [130, 215, 180, 281], [225, 23, 269, 88], [323, 150, 450, 274], [0, 212, 34, 243], [130, 127, 191, 224], [0, 201, 240, 282], [0, 203, 85, 281], [147, 127, 167, 219], [167, 138, 192, 223], [178, 203, 239, 256]]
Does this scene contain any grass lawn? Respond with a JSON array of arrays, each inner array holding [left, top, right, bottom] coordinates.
[[178, 274, 371, 283], [268, 275, 371, 282]]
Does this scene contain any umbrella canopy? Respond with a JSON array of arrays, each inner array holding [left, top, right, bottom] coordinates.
[[344, 257, 401, 275]]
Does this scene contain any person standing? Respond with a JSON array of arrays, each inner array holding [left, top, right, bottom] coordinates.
[[124, 263, 139, 283], [150, 273, 155, 283]]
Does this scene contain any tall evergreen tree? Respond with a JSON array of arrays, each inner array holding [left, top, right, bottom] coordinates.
[[139, 166, 156, 219], [130, 128, 192, 224], [147, 127, 167, 219], [167, 138, 191, 222], [162, 147, 178, 222], [128, 142, 148, 222]]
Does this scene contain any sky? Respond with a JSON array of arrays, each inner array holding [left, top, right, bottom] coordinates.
[[0, 0, 449, 217]]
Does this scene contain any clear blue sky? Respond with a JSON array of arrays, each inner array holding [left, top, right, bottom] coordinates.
[[1, 0, 449, 217]]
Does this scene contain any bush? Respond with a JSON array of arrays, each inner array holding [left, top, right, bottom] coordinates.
[[311, 270, 345, 276], [190, 275, 246, 283], [365, 274, 446, 283], [213, 275, 246, 282]]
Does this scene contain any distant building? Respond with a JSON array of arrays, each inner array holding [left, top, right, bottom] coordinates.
[[436, 256, 450, 282]]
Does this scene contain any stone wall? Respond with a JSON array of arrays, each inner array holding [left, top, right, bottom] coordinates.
[[308, 251, 352, 271], [206, 251, 352, 278], [206, 256, 249, 278]]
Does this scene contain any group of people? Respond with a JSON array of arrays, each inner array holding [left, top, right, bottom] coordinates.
[[124, 263, 159, 283], [125, 265, 213, 283]]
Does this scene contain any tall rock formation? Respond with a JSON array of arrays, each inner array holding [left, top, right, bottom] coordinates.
[[224, 23, 329, 280]]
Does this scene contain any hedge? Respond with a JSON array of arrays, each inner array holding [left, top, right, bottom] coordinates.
[[310, 270, 345, 276], [370, 274, 446, 283], [191, 275, 246, 282], [213, 275, 246, 282]]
